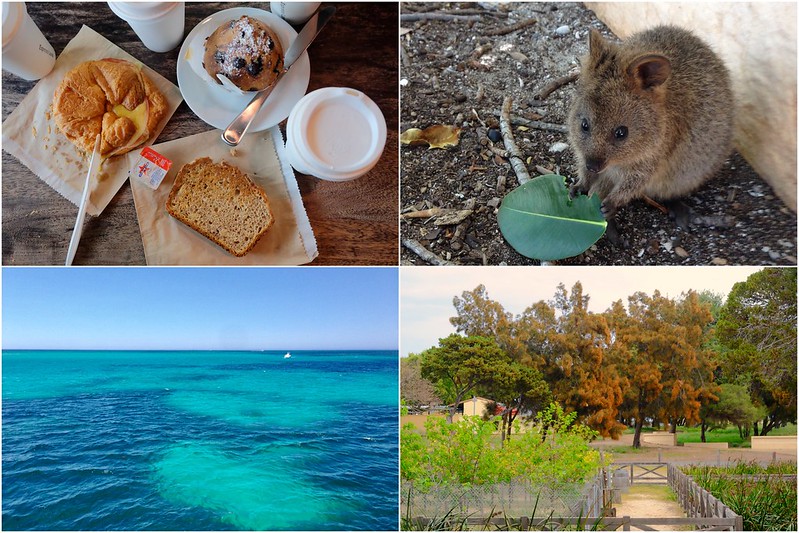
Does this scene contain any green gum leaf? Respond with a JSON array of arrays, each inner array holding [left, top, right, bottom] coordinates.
[[498, 174, 607, 261]]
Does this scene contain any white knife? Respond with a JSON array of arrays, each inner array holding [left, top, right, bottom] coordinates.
[[65, 134, 102, 266]]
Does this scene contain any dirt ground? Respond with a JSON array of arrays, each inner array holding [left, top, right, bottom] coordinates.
[[399, 2, 797, 266], [613, 485, 689, 531]]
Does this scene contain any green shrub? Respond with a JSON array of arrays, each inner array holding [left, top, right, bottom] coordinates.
[[684, 462, 797, 531]]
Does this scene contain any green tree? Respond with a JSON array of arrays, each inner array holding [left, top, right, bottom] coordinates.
[[483, 362, 551, 443], [700, 383, 766, 441], [450, 284, 528, 363], [716, 268, 797, 435], [419, 334, 508, 422]]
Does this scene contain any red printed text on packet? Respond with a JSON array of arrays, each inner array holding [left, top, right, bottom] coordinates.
[[130, 147, 173, 190]]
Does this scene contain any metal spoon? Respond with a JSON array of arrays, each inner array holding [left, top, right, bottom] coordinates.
[[221, 6, 336, 146]]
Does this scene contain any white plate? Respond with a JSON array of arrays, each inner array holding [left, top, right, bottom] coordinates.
[[176, 7, 311, 131]]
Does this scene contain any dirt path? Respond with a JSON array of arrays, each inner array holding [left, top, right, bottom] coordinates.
[[613, 485, 689, 531]]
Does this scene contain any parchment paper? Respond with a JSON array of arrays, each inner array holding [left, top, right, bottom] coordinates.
[[130, 127, 318, 265], [1, 25, 183, 216]]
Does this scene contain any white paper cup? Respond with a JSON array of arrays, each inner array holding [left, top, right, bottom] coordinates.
[[107, 2, 185, 53], [2, 2, 56, 81], [270, 2, 320, 25], [285, 87, 387, 182]]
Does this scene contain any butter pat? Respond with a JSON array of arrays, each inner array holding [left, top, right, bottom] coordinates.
[[129, 146, 172, 189]]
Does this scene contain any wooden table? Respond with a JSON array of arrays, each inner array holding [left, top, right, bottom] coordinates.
[[2, 2, 398, 265]]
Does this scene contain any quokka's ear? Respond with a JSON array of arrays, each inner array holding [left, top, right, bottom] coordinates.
[[627, 54, 672, 90], [588, 29, 607, 63]]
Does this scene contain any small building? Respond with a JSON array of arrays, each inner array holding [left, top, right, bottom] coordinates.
[[456, 396, 499, 418]]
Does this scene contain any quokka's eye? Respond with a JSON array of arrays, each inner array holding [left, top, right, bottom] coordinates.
[[614, 126, 628, 139], [581, 118, 590, 133]]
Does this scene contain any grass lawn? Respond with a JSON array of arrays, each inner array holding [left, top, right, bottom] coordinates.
[[678, 424, 796, 447]]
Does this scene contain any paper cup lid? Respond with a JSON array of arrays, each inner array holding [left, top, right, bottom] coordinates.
[[107, 2, 178, 21], [2, 2, 24, 48], [287, 87, 387, 181]]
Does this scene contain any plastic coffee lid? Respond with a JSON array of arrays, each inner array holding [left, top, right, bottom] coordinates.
[[286, 87, 387, 182], [2, 2, 24, 48], [107, 2, 178, 21]]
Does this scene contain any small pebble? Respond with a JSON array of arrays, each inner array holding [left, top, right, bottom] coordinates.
[[711, 257, 728, 265], [549, 142, 569, 153], [769, 251, 781, 260], [554, 25, 570, 36], [778, 239, 794, 248], [487, 197, 501, 208], [487, 128, 502, 143], [400, 78, 409, 86], [675, 246, 689, 258]]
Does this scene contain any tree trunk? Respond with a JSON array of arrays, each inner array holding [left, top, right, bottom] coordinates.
[[632, 417, 645, 448], [670, 419, 678, 434], [701, 421, 707, 442], [760, 417, 776, 436], [753, 420, 760, 436]]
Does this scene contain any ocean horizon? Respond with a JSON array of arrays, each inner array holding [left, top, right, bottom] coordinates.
[[3, 349, 399, 530]]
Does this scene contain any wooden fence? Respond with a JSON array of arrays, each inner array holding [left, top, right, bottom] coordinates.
[[667, 463, 744, 531], [408, 515, 741, 531], [610, 462, 668, 485]]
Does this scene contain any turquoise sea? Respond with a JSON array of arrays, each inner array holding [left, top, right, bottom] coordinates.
[[2, 350, 398, 530]]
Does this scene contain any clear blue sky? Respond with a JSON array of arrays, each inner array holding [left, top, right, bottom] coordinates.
[[3, 268, 398, 351]]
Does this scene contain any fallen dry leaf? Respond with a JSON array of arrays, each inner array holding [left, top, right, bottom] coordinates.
[[400, 125, 461, 149]]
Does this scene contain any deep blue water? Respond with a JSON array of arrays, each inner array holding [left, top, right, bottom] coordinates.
[[2, 350, 399, 530]]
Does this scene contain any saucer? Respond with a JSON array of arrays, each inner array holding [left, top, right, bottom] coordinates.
[[176, 7, 311, 131]]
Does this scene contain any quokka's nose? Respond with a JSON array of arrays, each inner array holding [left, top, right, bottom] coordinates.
[[585, 157, 606, 174]]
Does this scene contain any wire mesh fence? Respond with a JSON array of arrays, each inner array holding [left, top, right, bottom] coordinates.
[[401, 474, 605, 520]]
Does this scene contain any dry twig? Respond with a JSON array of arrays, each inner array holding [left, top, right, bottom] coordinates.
[[402, 238, 452, 265], [402, 208, 444, 219], [469, 44, 493, 61], [499, 96, 532, 185], [490, 110, 569, 133], [437, 8, 508, 17], [534, 72, 579, 100], [483, 17, 537, 36], [400, 13, 481, 22]]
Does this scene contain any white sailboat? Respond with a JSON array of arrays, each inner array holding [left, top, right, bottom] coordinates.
[[284, 352, 291, 359]]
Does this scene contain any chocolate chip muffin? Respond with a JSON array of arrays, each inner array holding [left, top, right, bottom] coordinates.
[[203, 16, 285, 92]]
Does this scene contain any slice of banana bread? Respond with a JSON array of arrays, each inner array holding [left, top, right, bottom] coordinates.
[[166, 157, 274, 256]]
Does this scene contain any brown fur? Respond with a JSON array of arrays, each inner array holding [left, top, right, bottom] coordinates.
[[568, 26, 734, 219]]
